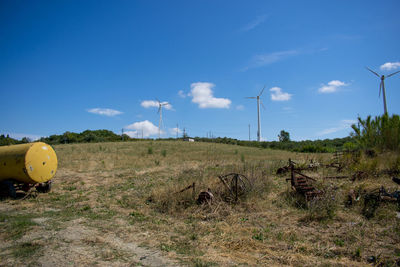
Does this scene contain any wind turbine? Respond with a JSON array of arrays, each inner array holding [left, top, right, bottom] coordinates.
[[246, 86, 266, 142], [366, 67, 400, 115], [156, 99, 170, 139]]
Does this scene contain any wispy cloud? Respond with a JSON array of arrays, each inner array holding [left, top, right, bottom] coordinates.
[[124, 120, 160, 137], [318, 80, 347, 93], [316, 119, 356, 136], [329, 34, 362, 41], [240, 15, 267, 32], [190, 82, 231, 109], [169, 127, 182, 135], [236, 105, 245, 111], [270, 87, 292, 101], [243, 50, 298, 71], [141, 100, 173, 110], [380, 62, 400, 71], [178, 90, 188, 98], [87, 108, 123, 117]]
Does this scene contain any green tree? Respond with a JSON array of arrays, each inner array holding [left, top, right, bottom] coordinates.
[[351, 114, 400, 151], [278, 130, 290, 142]]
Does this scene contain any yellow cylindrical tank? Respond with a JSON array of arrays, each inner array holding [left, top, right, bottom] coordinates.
[[0, 142, 57, 184]]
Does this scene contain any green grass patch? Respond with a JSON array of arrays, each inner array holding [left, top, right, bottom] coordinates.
[[0, 213, 38, 240]]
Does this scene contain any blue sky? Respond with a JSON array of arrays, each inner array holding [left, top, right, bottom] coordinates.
[[1, 0, 400, 141]]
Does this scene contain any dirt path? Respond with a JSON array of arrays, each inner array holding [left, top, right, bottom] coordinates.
[[1, 211, 180, 267]]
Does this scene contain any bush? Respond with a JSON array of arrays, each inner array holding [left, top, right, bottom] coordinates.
[[302, 188, 338, 221], [351, 114, 400, 151]]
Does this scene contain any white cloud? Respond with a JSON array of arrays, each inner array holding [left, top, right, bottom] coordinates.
[[124, 120, 160, 137], [317, 119, 356, 136], [380, 62, 400, 71], [318, 80, 347, 93], [87, 108, 123, 117], [169, 127, 182, 135], [270, 87, 292, 101], [243, 50, 298, 71], [141, 100, 172, 110], [240, 15, 267, 32], [190, 82, 231, 109], [178, 90, 188, 98], [236, 105, 245, 110]]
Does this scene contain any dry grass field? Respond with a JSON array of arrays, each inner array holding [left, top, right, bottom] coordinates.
[[1, 141, 399, 266]]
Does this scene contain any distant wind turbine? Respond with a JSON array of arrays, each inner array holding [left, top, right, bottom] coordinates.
[[156, 99, 170, 139], [246, 86, 266, 142], [366, 67, 400, 114]]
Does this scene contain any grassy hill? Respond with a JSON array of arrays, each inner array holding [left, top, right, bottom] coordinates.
[[1, 141, 399, 266]]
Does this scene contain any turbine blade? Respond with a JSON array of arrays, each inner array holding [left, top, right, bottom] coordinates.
[[258, 85, 266, 97], [387, 70, 400, 78], [157, 106, 161, 113], [379, 81, 383, 98], [245, 97, 256, 99], [260, 101, 266, 110], [366, 67, 380, 77]]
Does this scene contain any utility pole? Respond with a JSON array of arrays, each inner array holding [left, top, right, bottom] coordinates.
[[248, 124, 250, 141], [176, 124, 179, 139], [141, 129, 143, 139]]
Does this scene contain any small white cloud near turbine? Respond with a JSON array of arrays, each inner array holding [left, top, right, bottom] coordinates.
[[190, 82, 231, 109], [87, 108, 123, 117], [141, 100, 172, 110], [318, 80, 347, 93], [270, 87, 292, 101], [124, 120, 160, 138], [380, 62, 400, 71]]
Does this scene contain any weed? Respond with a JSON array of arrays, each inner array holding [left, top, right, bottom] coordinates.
[[192, 258, 217, 267], [161, 149, 167, 157], [303, 187, 338, 222], [0, 214, 38, 240], [64, 185, 77, 191], [147, 147, 153, 154], [282, 190, 307, 209], [252, 229, 265, 241], [276, 231, 284, 241], [353, 247, 362, 259], [160, 243, 173, 252], [334, 238, 344, 247], [129, 211, 147, 223], [11, 242, 42, 258], [390, 155, 400, 173], [190, 233, 198, 241]]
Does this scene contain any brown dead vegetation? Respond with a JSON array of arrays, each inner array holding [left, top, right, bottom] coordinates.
[[1, 141, 399, 266]]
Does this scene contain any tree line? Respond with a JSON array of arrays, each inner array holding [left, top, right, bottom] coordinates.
[[1, 114, 398, 153]]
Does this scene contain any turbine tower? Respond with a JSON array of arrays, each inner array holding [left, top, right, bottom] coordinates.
[[246, 86, 266, 142], [156, 99, 170, 139], [366, 67, 400, 115]]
